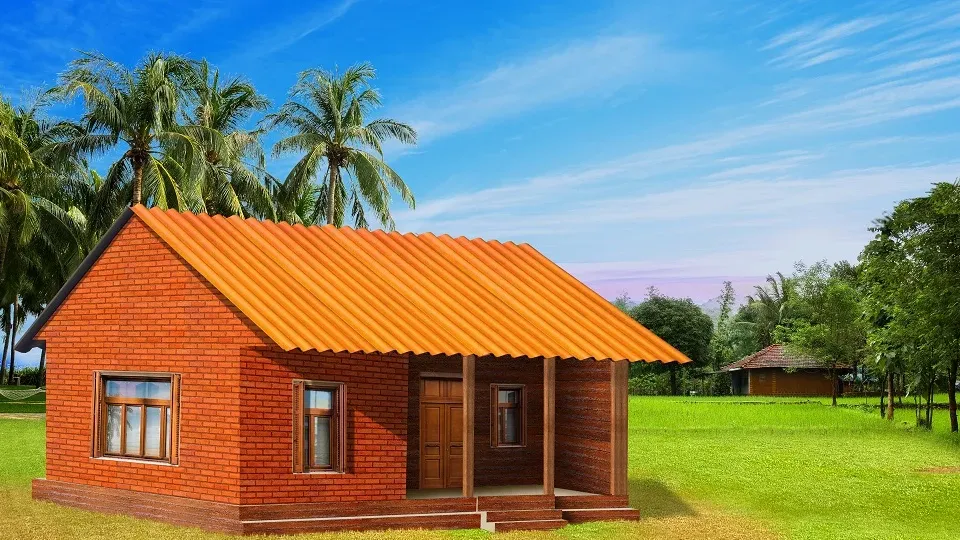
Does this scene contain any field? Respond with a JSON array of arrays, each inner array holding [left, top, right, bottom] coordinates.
[[0, 397, 957, 540]]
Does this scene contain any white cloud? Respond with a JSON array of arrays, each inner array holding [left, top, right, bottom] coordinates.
[[392, 35, 686, 143]]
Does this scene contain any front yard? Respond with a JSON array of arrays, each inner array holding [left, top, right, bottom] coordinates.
[[1, 397, 957, 539]]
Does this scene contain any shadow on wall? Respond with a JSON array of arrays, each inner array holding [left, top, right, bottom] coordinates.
[[631, 479, 697, 519]]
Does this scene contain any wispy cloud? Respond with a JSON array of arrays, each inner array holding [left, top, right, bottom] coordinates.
[[392, 35, 687, 143], [222, 0, 358, 64], [765, 16, 889, 69]]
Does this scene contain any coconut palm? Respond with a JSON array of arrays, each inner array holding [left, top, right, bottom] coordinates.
[[745, 272, 794, 347], [181, 61, 275, 219], [56, 51, 202, 209], [266, 63, 416, 229], [0, 95, 94, 383]]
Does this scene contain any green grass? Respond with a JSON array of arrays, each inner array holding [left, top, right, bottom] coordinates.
[[0, 384, 46, 414], [0, 398, 957, 539]]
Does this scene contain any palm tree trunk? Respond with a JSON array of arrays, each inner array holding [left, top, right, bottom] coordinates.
[[7, 299, 16, 385], [885, 370, 895, 421], [38, 346, 46, 388], [131, 156, 145, 206], [0, 308, 7, 384], [669, 363, 678, 396], [327, 163, 339, 225]]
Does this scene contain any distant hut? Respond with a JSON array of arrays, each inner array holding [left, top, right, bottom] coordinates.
[[720, 344, 848, 397]]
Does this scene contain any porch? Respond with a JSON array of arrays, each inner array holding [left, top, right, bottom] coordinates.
[[403, 353, 635, 531]]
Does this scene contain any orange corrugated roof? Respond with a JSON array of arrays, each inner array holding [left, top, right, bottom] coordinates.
[[132, 205, 690, 363]]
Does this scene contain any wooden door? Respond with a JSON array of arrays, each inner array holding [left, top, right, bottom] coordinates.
[[420, 378, 463, 489]]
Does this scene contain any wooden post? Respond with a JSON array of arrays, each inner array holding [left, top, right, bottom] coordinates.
[[543, 357, 556, 495], [462, 354, 475, 498], [610, 360, 629, 496]]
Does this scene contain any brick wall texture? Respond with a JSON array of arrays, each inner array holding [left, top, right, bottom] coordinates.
[[37, 214, 616, 506]]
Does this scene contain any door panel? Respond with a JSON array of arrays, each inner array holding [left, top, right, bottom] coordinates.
[[420, 379, 466, 489]]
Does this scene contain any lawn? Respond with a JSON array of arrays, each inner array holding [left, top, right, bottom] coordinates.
[[0, 398, 957, 540], [0, 384, 46, 414]]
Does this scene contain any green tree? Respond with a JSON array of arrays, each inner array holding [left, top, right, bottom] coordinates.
[[182, 61, 275, 219], [709, 280, 736, 370], [743, 272, 794, 348], [266, 63, 416, 229], [861, 182, 960, 431], [630, 291, 713, 395], [57, 51, 202, 208], [786, 262, 867, 406]]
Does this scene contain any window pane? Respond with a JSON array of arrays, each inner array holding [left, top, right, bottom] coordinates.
[[312, 416, 331, 467], [106, 379, 170, 400], [144, 407, 162, 457], [125, 406, 142, 455], [501, 408, 520, 444], [306, 389, 333, 410], [105, 405, 122, 453], [498, 389, 519, 405]]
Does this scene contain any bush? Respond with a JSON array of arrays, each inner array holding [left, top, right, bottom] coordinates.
[[13, 367, 43, 387]]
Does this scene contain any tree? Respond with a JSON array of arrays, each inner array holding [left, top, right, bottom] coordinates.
[[630, 291, 713, 395], [182, 61, 275, 219], [709, 281, 736, 370], [786, 262, 867, 406], [57, 51, 202, 208], [861, 182, 960, 431], [743, 273, 794, 348], [267, 63, 416, 229]]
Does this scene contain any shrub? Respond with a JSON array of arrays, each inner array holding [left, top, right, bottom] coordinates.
[[14, 367, 43, 387]]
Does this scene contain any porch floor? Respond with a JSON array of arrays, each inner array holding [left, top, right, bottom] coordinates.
[[406, 485, 597, 499]]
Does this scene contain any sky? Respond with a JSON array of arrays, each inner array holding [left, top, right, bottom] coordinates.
[[2, 0, 960, 365]]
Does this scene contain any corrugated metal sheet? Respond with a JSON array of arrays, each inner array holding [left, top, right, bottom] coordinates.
[[133, 205, 690, 363]]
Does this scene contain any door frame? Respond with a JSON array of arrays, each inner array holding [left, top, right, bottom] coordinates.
[[419, 374, 463, 489]]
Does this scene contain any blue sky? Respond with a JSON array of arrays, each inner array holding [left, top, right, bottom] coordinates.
[[3, 0, 960, 364]]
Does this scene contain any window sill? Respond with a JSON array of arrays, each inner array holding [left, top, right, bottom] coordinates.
[[297, 470, 347, 475], [93, 456, 177, 467], [491, 444, 527, 449]]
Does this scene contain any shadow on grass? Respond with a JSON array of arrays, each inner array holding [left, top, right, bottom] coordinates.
[[630, 479, 697, 519]]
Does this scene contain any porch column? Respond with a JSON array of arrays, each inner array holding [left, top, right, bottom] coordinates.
[[462, 354, 475, 497], [543, 356, 556, 495], [610, 360, 629, 496]]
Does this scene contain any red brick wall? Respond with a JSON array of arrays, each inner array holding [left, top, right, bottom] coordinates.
[[38, 215, 410, 506], [239, 349, 408, 504], [406, 355, 544, 489], [37, 216, 258, 504], [555, 359, 612, 495]]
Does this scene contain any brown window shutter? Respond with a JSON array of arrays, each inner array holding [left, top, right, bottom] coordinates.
[[490, 384, 498, 447], [90, 371, 102, 457], [292, 381, 304, 473], [169, 374, 181, 465]]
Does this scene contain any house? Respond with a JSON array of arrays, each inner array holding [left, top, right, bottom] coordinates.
[[17, 205, 690, 535], [720, 344, 846, 397]]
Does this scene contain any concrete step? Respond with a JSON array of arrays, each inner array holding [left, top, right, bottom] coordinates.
[[493, 519, 568, 532], [561, 508, 641, 524], [485, 508, 563, 522]]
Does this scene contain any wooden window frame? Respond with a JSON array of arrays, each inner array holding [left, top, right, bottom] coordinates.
[[490, 384, 526, 448], [91, 371, 181, 465], [293, 380, 346, 473]]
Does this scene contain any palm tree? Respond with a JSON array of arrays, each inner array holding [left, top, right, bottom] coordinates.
[[266, 63, 416, 229], [745, 272, 793, 347], [182, 61, 275, 219], [0, 95, 91, 383], [56, 51, 202, 209]]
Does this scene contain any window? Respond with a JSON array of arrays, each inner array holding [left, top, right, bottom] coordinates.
[[491, 384, 525, 447], [293, 381, 345, 473], [92, 372, 180, 463]]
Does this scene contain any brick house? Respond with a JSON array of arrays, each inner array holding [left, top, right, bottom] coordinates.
[[720, 344, 848, 397], [18, 205, 689, 534]]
